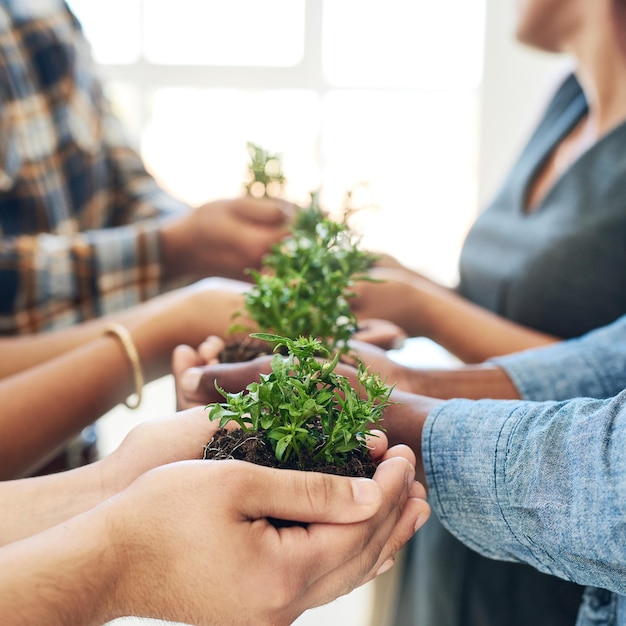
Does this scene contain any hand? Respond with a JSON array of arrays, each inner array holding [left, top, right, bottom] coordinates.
[[172, 334, 228, 409], [344, 340, 415, 391], [353, 318, 408, 350], [129, 277, 251, 378], [352, 267, 442, 338], [172, 334, 415, 409], [97, 405, 221, 497], [159, 196, 294, 282], [108, 446, 429, 625]]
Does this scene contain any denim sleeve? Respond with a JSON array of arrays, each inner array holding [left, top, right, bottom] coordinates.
[[423, 393, 626, 594], [490, 316, 626, 400]]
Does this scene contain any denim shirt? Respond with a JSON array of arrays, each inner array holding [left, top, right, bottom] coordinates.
[[423, 315, 626, 626]]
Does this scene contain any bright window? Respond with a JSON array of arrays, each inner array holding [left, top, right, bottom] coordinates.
[[67, 0, 485, 285]]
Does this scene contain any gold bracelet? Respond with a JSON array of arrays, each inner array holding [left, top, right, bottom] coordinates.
[[104, 322, 144, 410]]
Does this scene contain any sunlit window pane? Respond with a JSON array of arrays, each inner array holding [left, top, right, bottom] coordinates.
[[141, 89, 321, 206], [322, 0, 486, 89], [144, 0, 305, 66], [66, 0, 141, 64], [320, 90, 480, 284]]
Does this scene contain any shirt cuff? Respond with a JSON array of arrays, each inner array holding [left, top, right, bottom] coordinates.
[[423, 398, 534, 562], [490, 322, 626, 401], [87, 219, 162, 316]]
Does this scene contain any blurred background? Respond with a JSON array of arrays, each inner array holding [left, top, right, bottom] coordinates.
[[67, 0, 565, 288]]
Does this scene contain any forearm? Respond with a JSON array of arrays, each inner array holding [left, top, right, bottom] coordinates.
[[0, 505, 119, 625], [0, 463, 110, 545], [0, 337, 141, 479], [403, 363, 520, 399], [415, 281, 559, 362], [0, 282, 245, 379]]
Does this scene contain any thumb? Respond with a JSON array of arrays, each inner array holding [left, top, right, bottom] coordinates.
[[172, 344, 203, 380], [172, 345, 206, 409], [236, 196, 295, 226], [240, 465, 384, 525]]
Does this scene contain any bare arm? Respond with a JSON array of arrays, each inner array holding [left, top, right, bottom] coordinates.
[[0, 279, 250, 479], [0, 411, 428, 626], [352, 267, 558, 363], [0, 278, 248, 379], [344, 341, 521, 399]]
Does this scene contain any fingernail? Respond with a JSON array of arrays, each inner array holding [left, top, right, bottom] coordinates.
[[180, 368, 202, 392], [351, 478, 379, 505], [375, 559, 395, 576]]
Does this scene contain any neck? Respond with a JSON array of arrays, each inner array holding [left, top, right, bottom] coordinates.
[[567, 12, 626, 135]]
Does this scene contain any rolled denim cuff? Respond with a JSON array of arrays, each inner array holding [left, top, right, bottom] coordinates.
[[423, 398, 530, 561], [490, 320, 626, 401]]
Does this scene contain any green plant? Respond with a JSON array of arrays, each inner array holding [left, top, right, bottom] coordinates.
[[243, 141, 286, 198], [235, 192, 379, 355], [207, 334, 394, 468]]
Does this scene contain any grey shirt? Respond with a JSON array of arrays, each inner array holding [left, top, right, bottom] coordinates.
[[459, 73, 626, 338]]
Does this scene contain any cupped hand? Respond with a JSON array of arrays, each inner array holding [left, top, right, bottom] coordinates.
[[98, 406, 218, 497], [108, 446, 429, 625], [351, 267, 439, 338]]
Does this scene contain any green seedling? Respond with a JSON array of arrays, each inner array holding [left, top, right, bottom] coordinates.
[[244, 141, 286, 198], [207, 334, 393, 468], [234, 191, 378, 355]]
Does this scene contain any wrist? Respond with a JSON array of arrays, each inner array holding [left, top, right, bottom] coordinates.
[[158, 216, 193, 283], [406, 278, 441, 339], [99, 495, 154, 621]]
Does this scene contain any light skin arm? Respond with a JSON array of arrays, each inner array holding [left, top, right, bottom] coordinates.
[[0, 279, 253, 479], [352, 266, 559, 363], [0, 409, 429, 625]]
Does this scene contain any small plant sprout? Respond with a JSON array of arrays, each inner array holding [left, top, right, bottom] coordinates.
[[235, 190, 379, 355], [244, 141, 286, 198], [206, 334, 394, 469]]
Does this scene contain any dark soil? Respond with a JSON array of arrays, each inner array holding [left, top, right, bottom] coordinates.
[[203, 428, 377, 478]]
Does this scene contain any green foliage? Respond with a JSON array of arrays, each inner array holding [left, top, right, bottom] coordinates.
[[244, 142, 286, 198], [240, 191, 379, 354], [207, 334, 393, 467]]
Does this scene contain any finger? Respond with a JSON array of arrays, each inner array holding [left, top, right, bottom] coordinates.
[[298, 496, 429, 613], [352, 319, 408, 350], [364, 430, 388, 461], [379, 443, 417, 470], [197, 335, 226, 364], [234, 463, 385, 526], [197, 357, 273, 397], [172, 344, 202, 379], [279, 456, 421, 610], [235, 196, 295, 225]]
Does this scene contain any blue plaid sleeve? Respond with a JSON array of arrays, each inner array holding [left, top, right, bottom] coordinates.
[[0, 0, 190, 333]]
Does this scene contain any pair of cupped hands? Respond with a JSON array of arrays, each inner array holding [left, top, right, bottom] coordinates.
[[137, 323, 428, 625]]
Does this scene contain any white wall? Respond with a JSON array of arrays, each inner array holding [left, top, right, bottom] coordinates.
[[478, 0, 570, 208]]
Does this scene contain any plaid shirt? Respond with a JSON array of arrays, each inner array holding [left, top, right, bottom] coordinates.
[[0, 0, 188, 334]]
